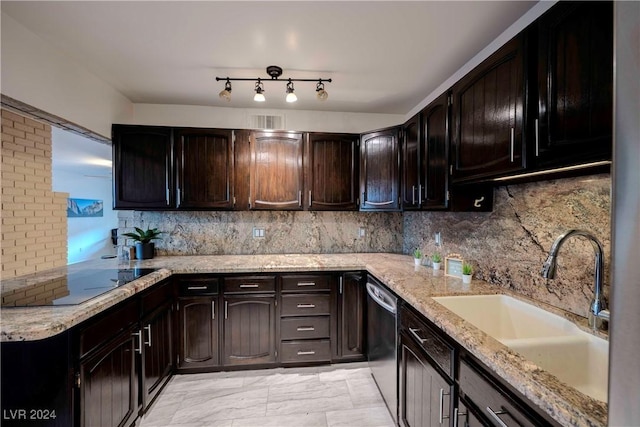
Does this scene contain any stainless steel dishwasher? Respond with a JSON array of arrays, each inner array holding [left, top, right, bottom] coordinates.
[[366, 275, 398, 423]]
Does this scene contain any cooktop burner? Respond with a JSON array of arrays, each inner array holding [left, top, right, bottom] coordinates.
[[2, 268, 158, 307]]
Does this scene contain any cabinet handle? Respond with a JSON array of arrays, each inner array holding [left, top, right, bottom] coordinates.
[[510, 128, 515, 163], [239, 284, 259, 288], [418, 184, 423, 205], [144, 324, 152, 347], [309, 190, 312, 207], [453, 408, 467, 427], [224, 301, 228, 319], [297, 351, 316, 356], [439, 388, 450, 424], [339, 276, 343, 294], [412, 185, 416, 205], [486, 406, 509, 427], [166, 188, 170, 203], [297, 304, 316, 308], [177, 188, 181, 204], [187, 285, 208, 290], [132, 331, 142, 354], [296, 326, 315, 331], [297, 282, 316, 287], [535, 118, 540, 157], [298, 190, 302, 207], [409, 327, 427, 344], [211, 301, 215, 320]]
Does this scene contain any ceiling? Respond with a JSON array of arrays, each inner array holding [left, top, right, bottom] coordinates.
[[1, 1, 537, 115]]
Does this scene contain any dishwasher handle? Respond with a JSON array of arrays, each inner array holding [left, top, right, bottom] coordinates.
[[366, 282, 397, 314]]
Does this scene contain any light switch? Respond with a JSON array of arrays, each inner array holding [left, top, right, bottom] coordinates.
[[358, 227, 366, 238], [253, 227, 265, 238]]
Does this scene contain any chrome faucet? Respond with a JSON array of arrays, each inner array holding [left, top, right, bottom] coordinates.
[[541, 229, 609, 330]]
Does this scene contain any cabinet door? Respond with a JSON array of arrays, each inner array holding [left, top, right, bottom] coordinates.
[[401, 114, 421, 210], [400, 333, 453, 427], [451, 35, 526, 183], [534, 1, 613, 166], [141, 302, 173, 410], [175, 128, 234, 209], [79, 327, 138, 427], [178, 297, 219, 370], [337, 272, 365, 360], [307, 133, 359, 210], [223, 296, 277, 365], [422, 93, 449, 210], [250, 131, 304, 210], [360, 128, 401, 211], [113, 125, 173, 209]]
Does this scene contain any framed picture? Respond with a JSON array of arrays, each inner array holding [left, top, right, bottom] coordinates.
[[445, 253, 464, 278], [67, 198, 103, 217]]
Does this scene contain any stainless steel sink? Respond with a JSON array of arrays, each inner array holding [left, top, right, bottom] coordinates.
[[432, 294, 609, 402]]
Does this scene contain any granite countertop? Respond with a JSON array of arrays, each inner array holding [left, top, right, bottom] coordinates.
[[0, 253, 607, 427]]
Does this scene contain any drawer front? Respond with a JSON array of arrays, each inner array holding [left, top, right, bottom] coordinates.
[[281, 294, 331, 316], [281, 339, 331, 363], [401, 305, 454, 379], [281, 274, 332, 292], [281, 316, 330, 340], [459, 359, 538, 427], [179, 277, 219, 296], [224, 276, 275, 294], [141, 279, 172, 313], [80, 299, 139, 357]]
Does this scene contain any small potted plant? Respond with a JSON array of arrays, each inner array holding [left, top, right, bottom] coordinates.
[[462, 262, 473, 284], [431, 252, 442, 270], [413, 248, 423, 266], [122, 227, 163, 260]]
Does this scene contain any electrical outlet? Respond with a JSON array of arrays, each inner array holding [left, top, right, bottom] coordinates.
[[435, 232, 442, 246], [358, 227, 366, 238], [253, 227, 265, 238]]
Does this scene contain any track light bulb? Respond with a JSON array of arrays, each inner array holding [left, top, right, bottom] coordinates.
[[286, 80, 297, 103], [316, 81, 328, 101], [254, 80, 266, 102], [219, 79, 232, 102]]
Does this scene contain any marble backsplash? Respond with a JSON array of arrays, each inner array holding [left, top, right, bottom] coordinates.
[[118, 210, 403, 255], [404, 174, 611, 317]]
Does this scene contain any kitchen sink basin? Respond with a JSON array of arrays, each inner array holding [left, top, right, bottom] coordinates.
[[432, 294, 581, 340], [432, 294, 609, 402]]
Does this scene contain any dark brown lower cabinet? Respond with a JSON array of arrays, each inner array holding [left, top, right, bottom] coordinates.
[[177, 297, 219, 370], [223, 295, 277, 366], [141, 301, 173, 408], [79, 324, 138, 427], [336, 272, 365, 361], [399, 331, 453, 427]]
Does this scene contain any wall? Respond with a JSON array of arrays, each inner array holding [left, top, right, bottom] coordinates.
[[1, 109, 68, 278], [404, 174, 611, 317], [52, 128, 118, 264], [119, 210, 403, 256]]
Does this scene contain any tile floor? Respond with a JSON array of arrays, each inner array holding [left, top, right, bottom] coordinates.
[[139, 362, 396, 427]]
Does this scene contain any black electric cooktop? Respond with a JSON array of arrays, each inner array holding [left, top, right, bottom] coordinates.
[[2, 268, 158, 307]]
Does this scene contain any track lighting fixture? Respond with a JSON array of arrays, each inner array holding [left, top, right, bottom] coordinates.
[[316, 81, 328, 101], [216, 66, 331, 103], [218, 78, 232, 101], [285, 79, 297, 103], [253, 79, 265, 102]]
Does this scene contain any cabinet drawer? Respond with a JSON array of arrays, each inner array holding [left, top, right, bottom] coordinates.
[[224, 276, 275, 294], [401, 305, 454, 379], [178, 277, 219, 296], [79, 299, 139, 358], [281, 294, 331, 316], [459, 359, 539, 427], [281, 274, 332, 292], [141, 279, 173, 313], [281, 339, 331, 363], [281, 316, 330, 340]]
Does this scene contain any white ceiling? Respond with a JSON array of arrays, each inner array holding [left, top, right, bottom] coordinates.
[[1, 1, 537, 115]]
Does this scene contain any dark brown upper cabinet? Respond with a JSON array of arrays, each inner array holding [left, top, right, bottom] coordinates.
[[175, 128, 234, 209], [360, 127, 401, 211], [421, 93, 450, 210], [306, 133, 359, 211], [531, 1, 613, 168], [401, 114, 421, 210], [451, 34, 527, 184], [250, 131, 304, 210], [113, 125, 173, 209]]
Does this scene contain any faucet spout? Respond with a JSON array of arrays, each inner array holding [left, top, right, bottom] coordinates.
[[541, 229, 607, 330]]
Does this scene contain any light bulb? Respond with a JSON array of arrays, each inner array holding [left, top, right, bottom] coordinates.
[[286, 92, 298, 103], [254, 92, 266, 102]]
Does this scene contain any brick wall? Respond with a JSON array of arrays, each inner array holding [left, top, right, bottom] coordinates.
[[1, 109, 68, 279]]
